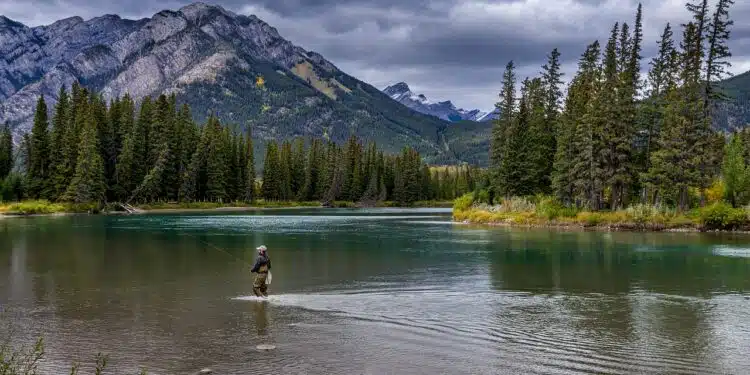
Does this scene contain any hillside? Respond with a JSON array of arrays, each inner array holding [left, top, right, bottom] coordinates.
[[0, 3, 487, 165], [715, 70, 750, 131]]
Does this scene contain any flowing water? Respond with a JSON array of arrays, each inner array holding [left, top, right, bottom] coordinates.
[[1, 208, 750, 374]]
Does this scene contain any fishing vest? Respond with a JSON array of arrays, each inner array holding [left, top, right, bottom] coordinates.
[[258, 259, 269, 273]]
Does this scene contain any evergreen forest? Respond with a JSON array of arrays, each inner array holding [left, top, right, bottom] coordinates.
[[0, 84, 480, 207], [487, 0, 750, 211]]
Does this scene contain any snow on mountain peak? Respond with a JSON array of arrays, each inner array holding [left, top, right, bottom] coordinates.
[[382, 81, 496, 122]]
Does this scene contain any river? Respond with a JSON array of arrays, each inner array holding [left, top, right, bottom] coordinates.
[[1, 208, 749, 374]]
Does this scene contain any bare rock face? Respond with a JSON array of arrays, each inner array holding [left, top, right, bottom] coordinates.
[[0, 2, 333, 132], [0, 2, 480, 164]]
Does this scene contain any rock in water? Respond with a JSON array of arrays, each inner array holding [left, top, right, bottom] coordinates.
[[197, 368, 212, 374], [256, 344, 276, 351]]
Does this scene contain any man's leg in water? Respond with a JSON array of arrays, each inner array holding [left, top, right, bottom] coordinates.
[[253, 273, 267, 297], [253, 274, 264, 296]]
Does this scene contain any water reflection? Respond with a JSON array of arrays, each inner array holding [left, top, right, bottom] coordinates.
[[0, 211, 748, 374], [253, 303, 269, 336]]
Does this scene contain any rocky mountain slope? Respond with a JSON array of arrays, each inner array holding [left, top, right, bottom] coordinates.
[[715, 70, 750, 131], [382, 82, 498, 122], [0, 3, 486, 165]]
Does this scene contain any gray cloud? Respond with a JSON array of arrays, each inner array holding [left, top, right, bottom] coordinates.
[[2, 0, 749, 111]]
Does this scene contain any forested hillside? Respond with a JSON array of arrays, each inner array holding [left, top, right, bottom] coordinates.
[[0, 84, 484, 206]]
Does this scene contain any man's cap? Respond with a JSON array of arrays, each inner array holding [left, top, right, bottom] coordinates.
[[256, 245, 267, 252]]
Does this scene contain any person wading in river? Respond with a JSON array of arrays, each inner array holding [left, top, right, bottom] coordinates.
[[251, 245, 271, 297]]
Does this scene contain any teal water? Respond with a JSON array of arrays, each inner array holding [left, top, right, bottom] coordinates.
[[1, 208, 750, 374]]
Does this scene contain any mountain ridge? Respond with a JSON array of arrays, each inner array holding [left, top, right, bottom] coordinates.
[[382, 81, 498, 122], [0, 2, 487, 165]]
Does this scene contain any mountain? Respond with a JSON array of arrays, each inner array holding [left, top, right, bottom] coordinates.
[[383, 82, 498, 122], [0, 3, 487, 165], [715, 70, 750, 131]]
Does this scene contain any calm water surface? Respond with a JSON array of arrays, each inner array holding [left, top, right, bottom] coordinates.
[[1, 208, 750, 374]]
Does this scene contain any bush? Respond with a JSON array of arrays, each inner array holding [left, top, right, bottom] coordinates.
[[474, 189, 490, 205], [535, 196, 577, 219], [699, 202, 750, 230], [576, 212, 603, 227], [2, 200, 67, 215], [453, 193, 475, 212], [498, 197, 536, 213]]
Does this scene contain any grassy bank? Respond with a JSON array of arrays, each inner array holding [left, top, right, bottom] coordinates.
[[453, 194, 750, 232], [0, 200, 99, 215], [134, 200, 452, 211], [0, 199, 453, 216]]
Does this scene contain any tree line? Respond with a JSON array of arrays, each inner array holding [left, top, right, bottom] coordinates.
[[490, 0, 746, 211], [0, 84, 481, 205]]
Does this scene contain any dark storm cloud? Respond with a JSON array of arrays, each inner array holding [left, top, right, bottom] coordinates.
[[2, 0, 750, 110]]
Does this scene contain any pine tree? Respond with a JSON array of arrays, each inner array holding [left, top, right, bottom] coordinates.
[[497, 78, 534, 197], [279, 140, 293, 200], [553, 41, 601, 205], [204, 117, 228, 202], [571, 36, 608, 210], [301, 138, 322, 201], [28, 95, 51, 198], [48, 87, 69, 199], [644, 22, 705, 210], [0, 124, 13, 180], [608, 15, 641, 209], [290, 138, 306, 198], [178, 126, 208, 203], [61, 107, 106, 204], [491, 61, 517, 197], [244, 129, 256, 202], [722, 133, 748, 207], [538, 48, 564, 192], [262, 141, 282, 201], [641, 23, 677, 181], [525, 77, 551, 193], [704, 0, 735, 116]]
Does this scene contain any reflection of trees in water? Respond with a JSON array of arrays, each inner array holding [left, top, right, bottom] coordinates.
[[488, 229, 750, 296], [253, 303, 269, 336], [484, 229, 742, 373]]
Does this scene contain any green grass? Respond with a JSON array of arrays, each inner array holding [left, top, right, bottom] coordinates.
[[0, 200, 99, 215], [452, 194, 750, 232], [134, 200, 323, 210], [0, 199, 453, 216]]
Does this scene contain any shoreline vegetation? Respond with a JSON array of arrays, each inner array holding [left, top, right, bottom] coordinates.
[[452, 194, 750, 233], [0, 199, 454, 216]]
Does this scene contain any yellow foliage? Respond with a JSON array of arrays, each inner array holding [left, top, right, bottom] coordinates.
[[255, 75, 266, 89], [705, 178, 724, 203]]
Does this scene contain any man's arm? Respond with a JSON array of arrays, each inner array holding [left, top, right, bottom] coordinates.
[[250, 257, 260, 273]]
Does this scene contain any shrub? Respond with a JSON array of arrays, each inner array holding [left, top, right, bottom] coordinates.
[[453, 193, 475, 212], [535, 196, 577, 219], [498, 197, 536, 213], [475, 189, 490, 205], [699, 202, 749, 230], [576, 212, 603, 227], [3, 200, 67, 215]]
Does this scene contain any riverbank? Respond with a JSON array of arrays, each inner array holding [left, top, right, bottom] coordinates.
[[452, 195, 750, 232], [0, 199, 454, 216]]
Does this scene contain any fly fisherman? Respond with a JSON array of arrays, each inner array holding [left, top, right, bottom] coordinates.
[[251, 245, 271, 297]]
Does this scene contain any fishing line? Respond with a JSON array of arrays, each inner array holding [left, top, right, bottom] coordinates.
[[179, 230, 255, 270]]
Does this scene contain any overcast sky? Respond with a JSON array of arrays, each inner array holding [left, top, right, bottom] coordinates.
[[2, 0, 749, 111]]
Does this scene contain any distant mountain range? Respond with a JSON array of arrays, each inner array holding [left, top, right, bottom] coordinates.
[[0, 3, 489, 165], [382, 82, 498, 123]]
